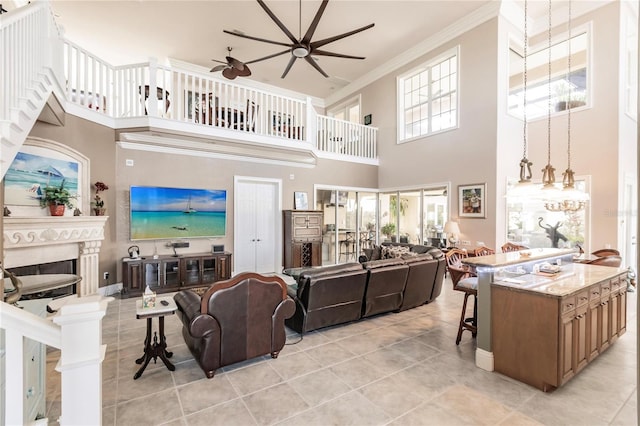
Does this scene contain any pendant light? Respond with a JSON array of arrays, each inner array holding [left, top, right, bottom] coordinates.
[[545, 0, 589, 212], [508, 0, 536, 200], [540, 0, 557, 191]]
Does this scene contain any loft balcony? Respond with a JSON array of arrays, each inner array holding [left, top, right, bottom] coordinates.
[[62, 42, 378, 167], [0, 0, 377, 178]]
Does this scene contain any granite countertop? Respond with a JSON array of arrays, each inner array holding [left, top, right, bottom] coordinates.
[[491, 263, 626, 297], [463, 248, 574, 268]]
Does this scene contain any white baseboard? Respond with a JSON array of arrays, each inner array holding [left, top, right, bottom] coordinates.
[[98, 282, 123, 297], [475, 347, 494, 371]]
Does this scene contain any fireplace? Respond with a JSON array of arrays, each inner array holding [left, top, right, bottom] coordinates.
[[3, 216, 108, 296]]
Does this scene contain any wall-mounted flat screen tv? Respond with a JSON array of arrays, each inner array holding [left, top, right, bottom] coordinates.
[[130, 186, 227, 240]]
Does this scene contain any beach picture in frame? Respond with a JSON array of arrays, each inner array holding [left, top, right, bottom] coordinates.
[[459, 183, 486, 218], [294, 191, 308, 210], [130, 186, 227, 240], [5, 150, 79, 207]]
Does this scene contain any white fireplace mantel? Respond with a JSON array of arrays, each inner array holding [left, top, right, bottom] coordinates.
[[3, 216, 108, 296]]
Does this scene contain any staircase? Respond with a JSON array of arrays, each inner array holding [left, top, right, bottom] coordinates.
[[0, 1, 61, 180]]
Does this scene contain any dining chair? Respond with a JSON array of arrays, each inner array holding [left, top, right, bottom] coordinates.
[[339, 231, 356, 262], [473, 246, 495, 257], [234, 100, 258, 131], [501, 242, 528, 253], [591, 248, 620, 257]]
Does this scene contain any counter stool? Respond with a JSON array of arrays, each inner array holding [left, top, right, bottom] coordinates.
[[446, 248, 477, 345]]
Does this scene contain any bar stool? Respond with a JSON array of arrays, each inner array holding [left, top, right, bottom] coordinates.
[[339, 232, 355, 262], [446, 248, 477, 345]]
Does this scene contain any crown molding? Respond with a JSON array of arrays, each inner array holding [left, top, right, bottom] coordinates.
[[325, 0, 502, 106]]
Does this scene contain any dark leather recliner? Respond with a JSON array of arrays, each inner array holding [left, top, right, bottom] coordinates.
[[361, 258, 409, 318], [174, 272, 295, 378], [286, 263, 368, 333], [398, 254, 439, 311]]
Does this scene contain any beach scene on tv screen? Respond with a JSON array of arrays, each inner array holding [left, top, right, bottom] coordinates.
[[130, 186, 226, 240]]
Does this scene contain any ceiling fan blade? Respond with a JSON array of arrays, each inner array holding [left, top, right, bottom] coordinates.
[[223, 29, 292, 48], [227, 56, 246, 71], [312, 49, 365, 60], [304, 55, 329, 78], [256, 0, 299, 44], [236, 64, 252, 77], [210, 64, 227, 72], [222, 67, 238, 80], [211, 58, 228, 65], [301, 0, 329, 45], [311, 23, 375, 49], [281, 55, 297, 79], [245, 49, 290, 65]]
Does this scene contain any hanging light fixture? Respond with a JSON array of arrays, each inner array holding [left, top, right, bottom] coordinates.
[[540, 0, 558, 193], [516, 0, 533, 186], [545, 0, 589, 212]]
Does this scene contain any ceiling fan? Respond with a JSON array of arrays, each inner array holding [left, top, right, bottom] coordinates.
[[210, 47, 252, 80], [224, 0, 374, 79]]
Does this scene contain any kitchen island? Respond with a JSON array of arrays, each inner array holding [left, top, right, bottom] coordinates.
[[464, 248, 627, 392]]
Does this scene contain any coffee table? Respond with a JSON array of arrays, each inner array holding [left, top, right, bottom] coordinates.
[[133, 296, 177, 379]]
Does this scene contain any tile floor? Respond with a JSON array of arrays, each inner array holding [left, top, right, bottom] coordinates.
[[45, 276, 637, 425]]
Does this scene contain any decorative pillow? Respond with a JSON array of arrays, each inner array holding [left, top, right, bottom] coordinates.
[[382, 245, 410, 259]]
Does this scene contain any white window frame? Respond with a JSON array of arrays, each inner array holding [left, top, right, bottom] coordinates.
[[507, 23, 592, 122], [327, 95, 362, 124], [396, 45, 460, 144]]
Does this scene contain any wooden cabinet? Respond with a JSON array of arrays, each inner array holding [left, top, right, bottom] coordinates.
[[492, 271, 627, 392], [121, 252, 232, 297], [283, 210, 323, 269]]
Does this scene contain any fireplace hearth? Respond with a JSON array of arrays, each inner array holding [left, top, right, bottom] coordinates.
[[3, 216, 108, 296]]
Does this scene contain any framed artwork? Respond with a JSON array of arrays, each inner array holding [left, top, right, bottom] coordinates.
[[458, 183, 486, 218], [130, 186, 227, 240], [294, 191, 308, 210]]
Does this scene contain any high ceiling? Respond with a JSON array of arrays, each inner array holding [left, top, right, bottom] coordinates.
[[41, 1, 611, 100]]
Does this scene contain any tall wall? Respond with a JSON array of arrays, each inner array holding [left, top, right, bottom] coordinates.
[[28, 116, 378, 285], [334, 18, 501, 248]]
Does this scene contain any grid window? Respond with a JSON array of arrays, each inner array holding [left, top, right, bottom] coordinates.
[[397, 47, 458, 142]]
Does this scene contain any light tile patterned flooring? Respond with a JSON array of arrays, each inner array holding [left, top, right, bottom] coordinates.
[[45, 276, 637, 425]]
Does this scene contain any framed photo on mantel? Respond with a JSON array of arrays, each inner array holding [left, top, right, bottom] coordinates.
[[459, 183, 486, 218]]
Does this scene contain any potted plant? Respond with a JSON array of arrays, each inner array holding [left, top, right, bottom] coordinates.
[[381, 222, 396, 241], [92, 181, 109, 216], [39, 179, 76, 216]]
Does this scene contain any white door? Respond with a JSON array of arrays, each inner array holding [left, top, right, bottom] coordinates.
[[234, 177, 281, 274]]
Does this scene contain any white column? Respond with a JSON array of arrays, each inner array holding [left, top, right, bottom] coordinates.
[[4, 328, 25, 426], [78, 240, 102, 296], [53, 295, 113, 426]]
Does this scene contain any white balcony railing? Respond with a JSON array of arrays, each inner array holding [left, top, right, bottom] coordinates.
[[63, 40, 377, 160]]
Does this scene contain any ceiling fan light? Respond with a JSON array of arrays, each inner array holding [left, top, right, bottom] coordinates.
[[292, 47, 309, 58]]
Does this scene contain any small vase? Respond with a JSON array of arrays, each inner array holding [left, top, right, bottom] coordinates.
[[93, 208, 106, 216], [49, 204, 65, 216]]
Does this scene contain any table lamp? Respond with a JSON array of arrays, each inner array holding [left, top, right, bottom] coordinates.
[[444, 221, 461, 248]]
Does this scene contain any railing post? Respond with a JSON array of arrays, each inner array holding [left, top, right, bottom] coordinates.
[[52, 295, 113, 425], [306, 97, 316, 146], [148, 57, 158, 117]]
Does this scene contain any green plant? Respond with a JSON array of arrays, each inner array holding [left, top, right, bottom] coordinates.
[[389, 195, 408, 221], [39, 179, 75, 209], [381, 222, 396, 239]]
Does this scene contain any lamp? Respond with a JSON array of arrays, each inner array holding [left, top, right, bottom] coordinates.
[[544, 0, 589, 212], [515, 0, 534, 187], [444, 221, 461, 247]]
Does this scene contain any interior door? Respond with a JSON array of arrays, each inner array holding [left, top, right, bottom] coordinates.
[[234, 178, 280, 274]]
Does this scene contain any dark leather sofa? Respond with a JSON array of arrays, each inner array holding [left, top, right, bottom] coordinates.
[[286, 263, 368, 333], [286, 247, 444, 333], [174, 272, 295, 378]]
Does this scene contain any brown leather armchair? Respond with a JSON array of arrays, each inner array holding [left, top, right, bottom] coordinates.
[[174, 272, 295, 378]]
